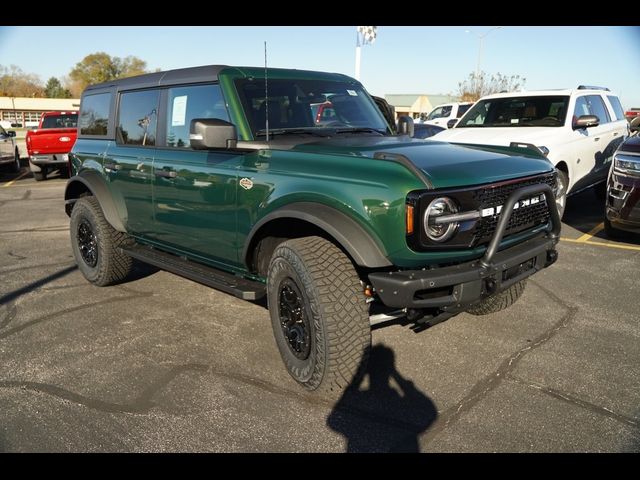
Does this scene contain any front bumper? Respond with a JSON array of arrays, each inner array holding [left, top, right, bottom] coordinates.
[[606, 171, 640, 233], [369, 183, 561, 310]]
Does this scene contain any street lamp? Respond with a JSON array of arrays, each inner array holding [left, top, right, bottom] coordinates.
[[465, 27, 503, 80]]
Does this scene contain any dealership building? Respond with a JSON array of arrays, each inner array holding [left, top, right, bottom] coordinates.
[[0, 96, 80, 127], [385, 94, 460, 119]]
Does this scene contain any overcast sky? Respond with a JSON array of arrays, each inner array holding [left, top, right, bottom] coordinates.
[[1, 26, 639, 107]]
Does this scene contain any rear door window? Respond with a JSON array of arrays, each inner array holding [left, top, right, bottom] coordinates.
[[117, 90, 160, 146], [606, 95, 625, 121]]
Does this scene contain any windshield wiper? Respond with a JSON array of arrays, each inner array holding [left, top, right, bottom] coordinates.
[[255, 128, 330, 137], [334, 127, 385, 135]]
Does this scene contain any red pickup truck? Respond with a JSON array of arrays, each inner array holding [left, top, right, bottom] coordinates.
[[26, 111, 78, 181]]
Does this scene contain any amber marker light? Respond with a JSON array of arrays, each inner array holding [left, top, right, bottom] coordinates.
[[406, 204, 414, 235]]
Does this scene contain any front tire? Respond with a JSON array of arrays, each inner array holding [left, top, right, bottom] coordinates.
[[70, 196, 134, 286], [554, 169, 568, 219], [267, 236, 371, 396], [466, 279, 527, 315]]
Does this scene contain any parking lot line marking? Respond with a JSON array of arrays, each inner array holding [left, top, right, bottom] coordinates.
[[575, 222, 604, 242], [1, 170, 30, 187], [561, 237, 640, 251]]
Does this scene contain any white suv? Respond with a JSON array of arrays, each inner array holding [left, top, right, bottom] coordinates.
[[432, 86, 629, 217], [421, 102, 473, 128]]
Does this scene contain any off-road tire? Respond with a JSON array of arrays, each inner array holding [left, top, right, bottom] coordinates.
[[466, 279, 527, 315], [70, 196, 134, 286], [267, 236, 371, 397]]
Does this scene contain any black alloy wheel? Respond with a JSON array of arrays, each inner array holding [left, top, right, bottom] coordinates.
[[278, 279, 312, 360], [77, 219, 98, 267]]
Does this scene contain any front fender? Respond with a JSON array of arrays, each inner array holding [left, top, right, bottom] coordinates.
[[243, 202, 392, 268]]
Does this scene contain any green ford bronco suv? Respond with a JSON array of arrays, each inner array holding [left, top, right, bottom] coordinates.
[[65, 65, 561, 396]]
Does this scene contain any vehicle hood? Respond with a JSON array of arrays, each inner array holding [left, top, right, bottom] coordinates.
[[432, 126, 560, 147], [619, 135, 640, 154], [290, 136, 553, 189]]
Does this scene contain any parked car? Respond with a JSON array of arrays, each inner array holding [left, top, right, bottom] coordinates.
[[433, 86, 629, 217], [625, 108, 640, 122], [26, 111, 78, 181], [66, 65, 560, 396], [0, 124, 20, 173], [413, 123, 446, 139], [421, 102, 473, 128], [605, 116, 640, 237]]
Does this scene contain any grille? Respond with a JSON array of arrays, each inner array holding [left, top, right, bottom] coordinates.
[[472, 173, 556, 246]]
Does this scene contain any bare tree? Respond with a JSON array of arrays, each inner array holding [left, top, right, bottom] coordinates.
[[458, 71, 526, 102], [0, 65, 45, 97]]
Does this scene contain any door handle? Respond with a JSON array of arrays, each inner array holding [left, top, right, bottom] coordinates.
[[104, 162, 121, 171], [594, 137, 600, 141], [613, 132, 619, 137], [155, 169, 177, 178]]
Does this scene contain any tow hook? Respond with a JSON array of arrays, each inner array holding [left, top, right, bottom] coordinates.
[[485, 277, 497, 295]]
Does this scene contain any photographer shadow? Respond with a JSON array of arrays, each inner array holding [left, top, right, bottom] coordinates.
[[326, 344, 437, 452]]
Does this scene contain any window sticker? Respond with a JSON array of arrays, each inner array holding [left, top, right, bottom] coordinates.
[[347, 90, 358, 96], [172, 95, 188, 126]]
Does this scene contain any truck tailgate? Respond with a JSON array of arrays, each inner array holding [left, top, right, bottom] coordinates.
[[27, 128, 77, 156]]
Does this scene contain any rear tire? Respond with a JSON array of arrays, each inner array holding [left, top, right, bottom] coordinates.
[[70, 196, 134, 286], [267, 236, 371, 397], [466, 280, 527, 315], [33, 172, 46, 181], [9, 149, 20, 173]]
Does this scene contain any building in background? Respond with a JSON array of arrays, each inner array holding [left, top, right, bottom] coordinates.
[[385, 94, 459, 120], [0, 97, 80, 128]]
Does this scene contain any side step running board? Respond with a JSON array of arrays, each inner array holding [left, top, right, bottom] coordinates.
[[121, 244, 266, 301]]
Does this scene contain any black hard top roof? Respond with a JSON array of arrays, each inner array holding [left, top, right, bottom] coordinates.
[[83, 64, 355, 94], [84, 65, 230, 92]]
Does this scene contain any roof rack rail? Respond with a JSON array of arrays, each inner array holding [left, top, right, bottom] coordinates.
[[577, 85, 610, 91]]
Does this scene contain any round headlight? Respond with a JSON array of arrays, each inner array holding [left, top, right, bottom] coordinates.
[[424, 197, 459, 242]]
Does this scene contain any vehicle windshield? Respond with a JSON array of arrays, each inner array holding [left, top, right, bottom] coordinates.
[[457, 95, 569, 128], [42, 113, 78, 129], [427, 105, 452, 120], [235, 78, 390, 137]]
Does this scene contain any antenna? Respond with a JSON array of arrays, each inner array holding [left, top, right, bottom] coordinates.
[[264, 41, 269, 142]]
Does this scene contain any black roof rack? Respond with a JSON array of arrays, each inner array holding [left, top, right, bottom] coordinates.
[[577, 85, 610, 91]]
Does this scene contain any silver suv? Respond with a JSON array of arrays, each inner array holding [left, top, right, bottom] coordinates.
[[434, 86, 629, 217], [0, 125, 20, 173]]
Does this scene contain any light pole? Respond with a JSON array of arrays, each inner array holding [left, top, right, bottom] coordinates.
[[465, 27, 502, 80]]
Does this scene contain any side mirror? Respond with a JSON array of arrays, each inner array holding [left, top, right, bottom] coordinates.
[[7, 131, 16, 137], [397, 115, 414, 137], [447, 119, 458, 129], [629, 116, 640, 133], [189, 118, 237, 150], [573, 115, 599, 130]]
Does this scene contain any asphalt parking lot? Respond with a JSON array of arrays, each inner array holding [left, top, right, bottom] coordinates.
[[1, 165, 639, 452]]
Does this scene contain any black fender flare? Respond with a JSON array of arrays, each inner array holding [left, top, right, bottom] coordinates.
[[64, 171, 127, 232], [243, 202, 392, 269]]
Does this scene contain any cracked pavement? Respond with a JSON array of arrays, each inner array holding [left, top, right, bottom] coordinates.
[[0, 170, 639, 452]]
